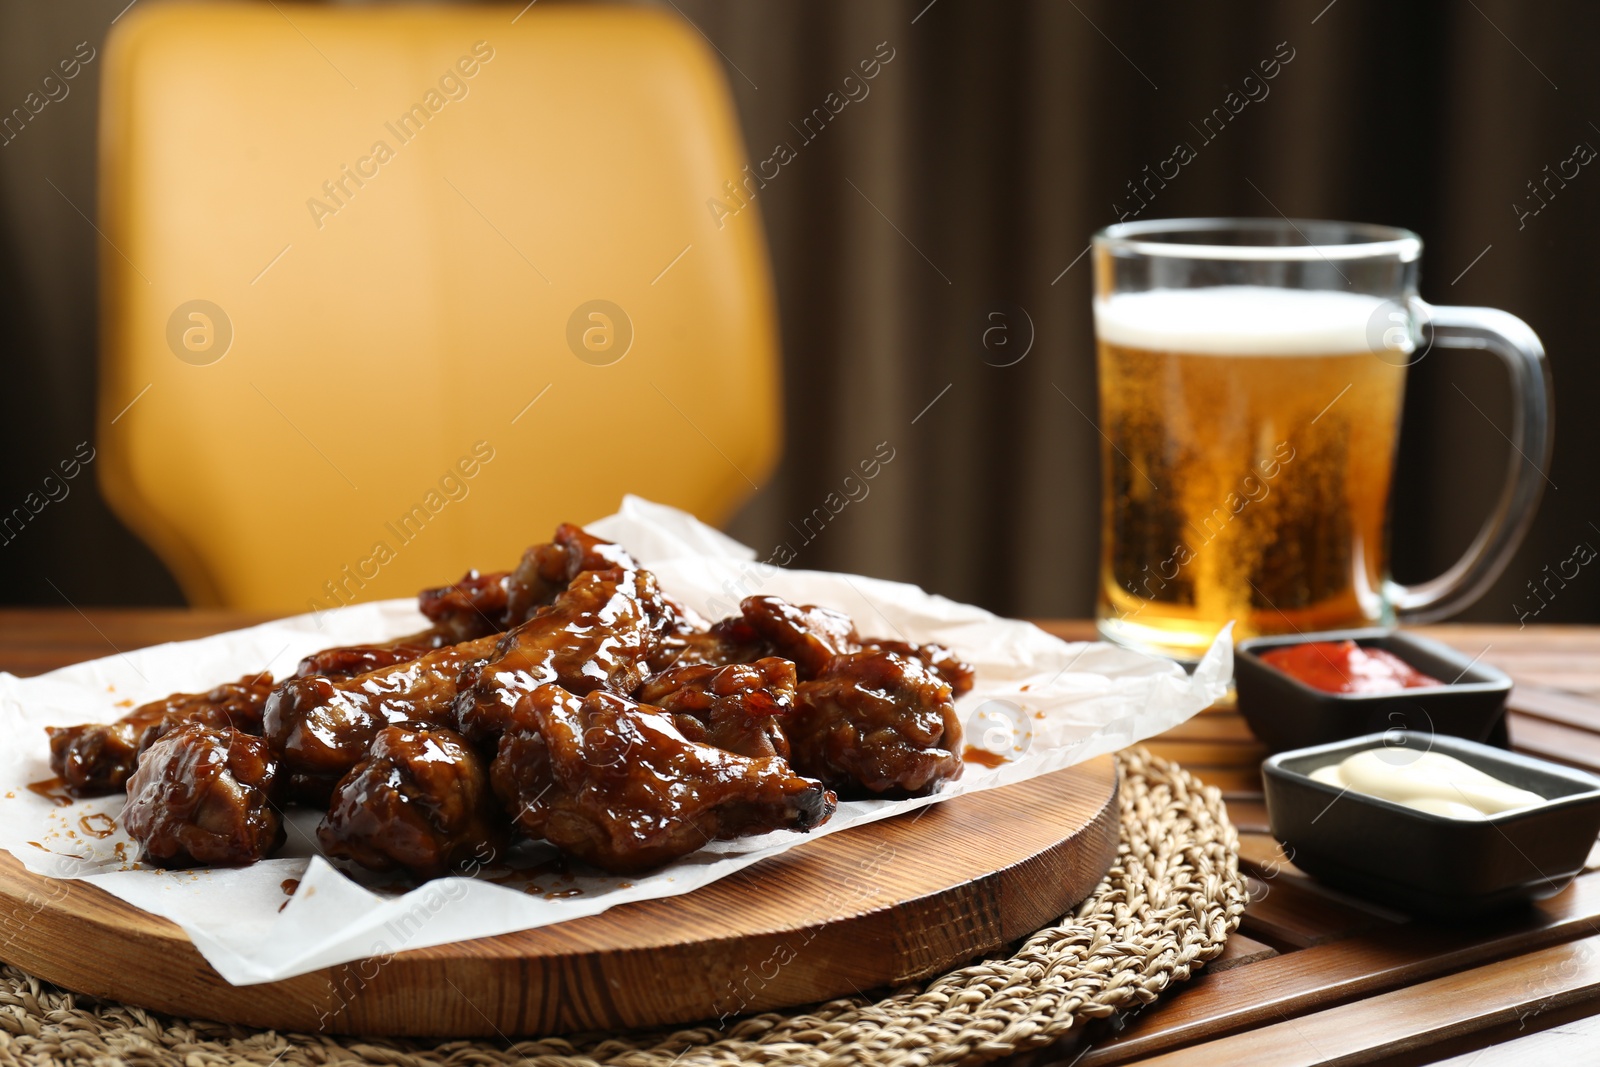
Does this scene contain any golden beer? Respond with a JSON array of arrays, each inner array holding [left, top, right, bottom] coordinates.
[[1095, 287, 1407, 659]]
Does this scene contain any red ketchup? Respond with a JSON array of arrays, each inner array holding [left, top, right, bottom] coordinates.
[[1259, 640, 1443, 695]]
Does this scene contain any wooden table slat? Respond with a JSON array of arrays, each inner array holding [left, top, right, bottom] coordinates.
[[1135, 740, 1271, 768], [1078, 872, 1600, 1065], [1508, 683, 1600, 730], [1238, 874, 1399, 950], [1506, 712, 1600, 769], [1427, 1010, 1600, 1065], [1220, 798, 1269, 834], [1146, 714, 1261, 743], [1205, 932, 1279, 974], [1123, 933, 1600, 1067]]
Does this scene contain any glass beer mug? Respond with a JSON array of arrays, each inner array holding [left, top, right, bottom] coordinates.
[[1092, 219, 1551, 661]]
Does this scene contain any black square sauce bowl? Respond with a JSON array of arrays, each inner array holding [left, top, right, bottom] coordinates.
[[1263, 731, 1600, 916], [1236, 628, 1512, 755]]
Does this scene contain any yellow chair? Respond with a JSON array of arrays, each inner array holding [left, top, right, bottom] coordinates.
[[96, 2, 780, 612]]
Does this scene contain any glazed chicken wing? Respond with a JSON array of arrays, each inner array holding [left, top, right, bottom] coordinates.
[[298, 572, 510, 681], [634, 657, 796, 759], [298, 526, 633, 680], [122, 722, 283, 867], [504, 523, 639, 624], [47, 673, 275, 796], [737, 596, 857, 679], [736, 595, 975, 694], [858, 639, 977, 696], [646, 611, 771, 673], [418, 568, 513, 640], [295, 628, 458, 680], [265, 635, 498, 786], [787, 649, 963, 797], [318, 726, 503, 881], [490, 685, 835, 874], [452, 568, 669, 745]]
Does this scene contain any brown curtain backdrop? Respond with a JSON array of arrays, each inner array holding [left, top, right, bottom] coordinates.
[[1, 0, 1596, 624]]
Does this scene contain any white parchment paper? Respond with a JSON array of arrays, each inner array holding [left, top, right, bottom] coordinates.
[[0, 497, 1231, 985]]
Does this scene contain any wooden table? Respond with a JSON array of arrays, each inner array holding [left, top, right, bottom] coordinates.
[[4, 611, 1599, 1064]]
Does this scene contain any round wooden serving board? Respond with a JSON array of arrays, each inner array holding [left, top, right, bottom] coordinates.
[[0, 757, 1118, 1037]]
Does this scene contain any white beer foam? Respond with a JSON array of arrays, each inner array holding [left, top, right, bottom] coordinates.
[[1095, 286, 1395, 356]]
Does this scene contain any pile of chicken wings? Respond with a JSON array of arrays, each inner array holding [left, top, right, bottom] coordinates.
[[45, 525, 974, 879]]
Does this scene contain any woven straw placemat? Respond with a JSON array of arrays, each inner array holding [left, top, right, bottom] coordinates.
[[0, 748, 1246, 1067]]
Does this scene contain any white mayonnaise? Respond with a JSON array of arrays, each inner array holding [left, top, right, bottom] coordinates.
[[1310, 749, 1543, 819]]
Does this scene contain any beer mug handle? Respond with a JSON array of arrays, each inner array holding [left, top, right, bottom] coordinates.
[[1386, 302, 1553, 623]]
